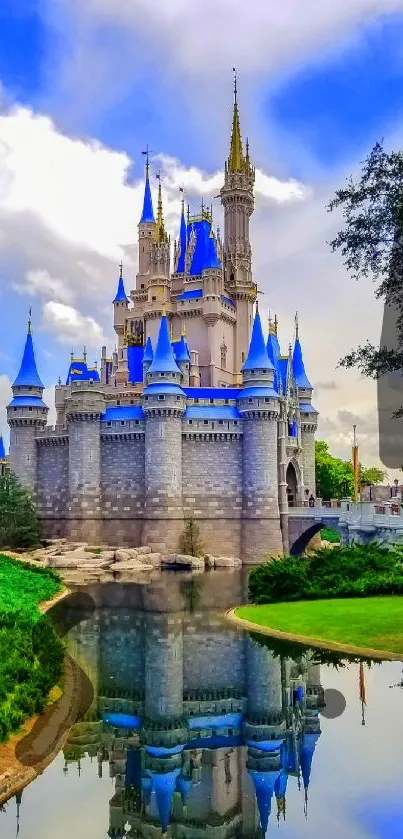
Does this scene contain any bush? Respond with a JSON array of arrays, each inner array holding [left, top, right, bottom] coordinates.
[[320, 526, 340, 543], [179, 518, 203, 556], [249, 543, 403, 604]]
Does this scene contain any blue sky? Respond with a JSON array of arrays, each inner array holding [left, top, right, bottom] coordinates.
[[1, 0, 403, 466]]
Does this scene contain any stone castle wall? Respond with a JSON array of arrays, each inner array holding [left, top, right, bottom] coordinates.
[[101, 434, 145, 546]]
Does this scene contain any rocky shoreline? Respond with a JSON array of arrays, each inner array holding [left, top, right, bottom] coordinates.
[[17, 540, 242, 584]]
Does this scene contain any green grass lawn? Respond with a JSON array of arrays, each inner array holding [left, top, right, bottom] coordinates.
[[236, 597, 403, 654], [0, 554, 64, 741]]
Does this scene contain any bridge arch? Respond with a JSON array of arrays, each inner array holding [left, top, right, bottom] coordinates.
[[288, 517, 343, 556]]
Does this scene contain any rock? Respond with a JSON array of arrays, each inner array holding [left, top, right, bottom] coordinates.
[[136, 546, 152, 555], [112, 560, 154, 572], [214, 556, 242, 567], [163, 554, 204, 570], [115, 549, 132, 563], [204, 554, 215, 569], [143, 552, 162, 567]]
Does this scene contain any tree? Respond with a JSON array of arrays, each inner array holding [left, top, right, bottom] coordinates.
[[179, 518, 203, 557], [0, 472, 41, 549], [328, 141, 403, 395], [315, 441, 386, 500]]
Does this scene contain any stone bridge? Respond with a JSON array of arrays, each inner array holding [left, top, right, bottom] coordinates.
[[288, 500, 403, 555]]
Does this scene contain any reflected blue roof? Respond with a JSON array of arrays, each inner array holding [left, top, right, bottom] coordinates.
[[245, 739, 284, 752], [143, 383, 185, 396], [128, 344, 144, 384], [145, 745, 184, 757], [221, 295, 236, 308], [113, 275, 129, 303], [184, 406, 240, 420], [238, 386, 278, 399], [299, 402, 318, 413], [293, 338, 312, 388], [183, 387, 240, 399], [0, 436, 5, 459], [248, 769, 280, 833], [173, 336, 190, 363], [143, 336, 153, 363], [274, 770, 288, 798], [8, 396, 47, 409], [13, 331, 44, 389], [175, 288, 203, 301], [148, 314, 181, 374], [102, 406, 144, 422], [242, 311, 273, 372], [140, 167, 155, 223], [300, 731, 320, 789], [147, 769, 180, 833], [176, 775, 193, 804], [187, 712, 242, 730], [176, 205, 187, 273], [103, 712, 141, 729]]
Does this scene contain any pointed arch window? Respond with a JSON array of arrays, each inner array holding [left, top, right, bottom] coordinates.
[[221, 338, 227, 371]]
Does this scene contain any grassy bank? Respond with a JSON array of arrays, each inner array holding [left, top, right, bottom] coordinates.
[[0, 554, 64, 742], [236, 597, 403, 655]]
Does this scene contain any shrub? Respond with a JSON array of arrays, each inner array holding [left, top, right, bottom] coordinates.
[[0, 471, 41, 550], [179, 518, 204, 557], [249, 543, 403, 604]]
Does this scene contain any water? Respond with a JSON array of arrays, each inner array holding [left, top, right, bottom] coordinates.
[[1, 570, 403, 839]]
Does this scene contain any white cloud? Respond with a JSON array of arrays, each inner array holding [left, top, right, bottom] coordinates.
[[42, 301, 106, 348], [13, 269, 75, 304]]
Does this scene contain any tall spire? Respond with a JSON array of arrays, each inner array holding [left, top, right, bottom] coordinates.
[[243, 308, 274, 372], [113, 261, 128, 303], [228, 67, 244, 172], [176, 195, 187, 273], [0, 434, 6, 460], [292, 318, 312, 389], [140, 148, 155, 224], [13, 314, 44, 389], [154, 174, 167, 243], [148, 312, 181, 374]]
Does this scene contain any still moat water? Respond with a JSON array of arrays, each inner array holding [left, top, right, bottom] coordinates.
[[1, 570, 403, 839]]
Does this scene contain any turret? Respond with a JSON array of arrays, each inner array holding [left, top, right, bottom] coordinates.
[[175, 328, 190, 386], [65, 379, 105, 543], [237, 306, 283, 561], [293, 314, 318, 495], [7, 313, 48, 492], [149, 178, 170, 299], [137, 152, 156, 287], [113, 261, 129, 348], [220, 70, 256, 374], [142, 310, 186, 549], [142, 336, 154, 380]]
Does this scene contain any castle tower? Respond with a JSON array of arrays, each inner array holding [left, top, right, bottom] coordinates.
[[175, 328, 190, 386], [65, 380, 105, 543], [142, 335, 154, 378], [148, 179, 171, 310], [142, 310, 186, 550], [136, 153, 156, 287], [293, 315, 317, 495], [220, 71, 256, 374], [238, 307, 283, 561], [113, 262, 130, 384], [7, 314, 48, 492]]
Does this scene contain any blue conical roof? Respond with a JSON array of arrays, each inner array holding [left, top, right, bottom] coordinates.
[[300, 731, 320, 789], [13, 329, 44, 389], [204, 230, 220, 270], [143, 336, 154, 363], [148, 314, 181, 374], [113, 275, 128, 303], [0, 435, 5, 459], [242, 310, 274, 372], [293, 338, 312, 388], [140, 165, 155, 223], [175, 334, 190, 363], [176, 775, 193, 805], [176, 203, 187, 273], [274, 770, 288, 798], [248, 769, 280, 833], [148, 769, 180, 833]]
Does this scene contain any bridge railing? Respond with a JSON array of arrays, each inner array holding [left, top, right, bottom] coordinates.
[[288, 499, 403, 527]]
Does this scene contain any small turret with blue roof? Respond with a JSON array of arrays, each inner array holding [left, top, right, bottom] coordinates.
[[113, 261, 129, 338], [0, 434, 6, 461], [7, 311, 48, 491], [238, 302, 278, 406]]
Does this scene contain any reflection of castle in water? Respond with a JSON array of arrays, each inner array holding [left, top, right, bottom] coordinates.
[[61, 574, 324, 837]]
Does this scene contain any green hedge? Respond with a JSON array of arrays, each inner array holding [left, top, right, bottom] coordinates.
[[249, 543, 403, 604], [0, 554, 64, 742]]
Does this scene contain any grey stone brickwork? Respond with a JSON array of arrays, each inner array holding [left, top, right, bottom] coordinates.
[[183, 622, 246, 692], [8, 426, 39, 493], [301, 427, 316, 496], [144, 614, 184, 719], [241, 415, 283, 562], [36, 441, 69, 522], [101, 435, 145, 545]]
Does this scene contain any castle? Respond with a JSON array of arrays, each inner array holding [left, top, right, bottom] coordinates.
[[6, 80, 318, 562]]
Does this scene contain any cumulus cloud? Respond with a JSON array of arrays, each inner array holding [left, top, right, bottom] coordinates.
[[13, 269, 75, 304], [42, 301, 106, 348]]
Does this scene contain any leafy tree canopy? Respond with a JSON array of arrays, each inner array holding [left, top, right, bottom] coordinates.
[[328, 140, 403, 386], [0, 471, 41, 549], [315, 440, 386, 499]]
